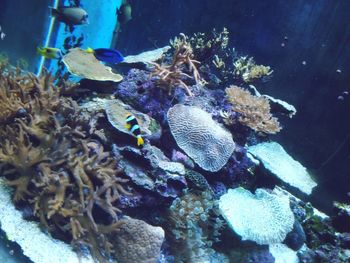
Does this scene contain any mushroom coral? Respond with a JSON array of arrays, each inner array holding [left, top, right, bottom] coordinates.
[[0, 68, 129, 262]]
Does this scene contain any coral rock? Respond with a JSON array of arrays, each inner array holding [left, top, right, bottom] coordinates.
[[62, 48, 123, 82], [219, 187, 294, 245], [113, 217, 165, 263], [167, 104, 235, 172]]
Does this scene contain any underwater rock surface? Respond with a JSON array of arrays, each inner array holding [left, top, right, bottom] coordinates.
[[248, 142, 317, 195], [167, 104, 235, 172], [0, 179, 93, 263]]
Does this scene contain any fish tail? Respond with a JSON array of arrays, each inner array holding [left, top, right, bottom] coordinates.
[[137, 136, 144, 147], [86, 47, 94, 53], [49, 7, 60, 17]]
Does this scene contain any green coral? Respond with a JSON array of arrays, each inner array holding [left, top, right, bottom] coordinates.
[[168, 190, 224, 262]]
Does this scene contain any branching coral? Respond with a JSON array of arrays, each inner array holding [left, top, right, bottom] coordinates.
[[151, 33, 206, 96], [233, 56, 273, 83], [174, 27, 229, 63], [0, 68, 130, 262], [225, 85, 281, 134]]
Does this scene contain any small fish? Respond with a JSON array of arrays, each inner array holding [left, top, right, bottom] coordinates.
[[50, 6, 88, 26], [125, 114, 144, 147], [117, 2, 132, 24], [37, 46, 62, 59], [343, 91, 349, 96], [0, 26, 5, 40], [337, 95, 344, 100], [86, 47, 124, 64]]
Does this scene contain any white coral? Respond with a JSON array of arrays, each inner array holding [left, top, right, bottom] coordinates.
[[219, 187, 294, 245], [167, 104, 235, 172]]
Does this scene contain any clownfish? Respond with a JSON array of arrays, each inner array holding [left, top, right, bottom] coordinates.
[[125, 114, 144, 147]]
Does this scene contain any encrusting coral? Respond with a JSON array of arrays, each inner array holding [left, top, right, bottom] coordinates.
[[225, 85, 281, 134], [0, 68, 130, 262], [150, 33, 206, 96]]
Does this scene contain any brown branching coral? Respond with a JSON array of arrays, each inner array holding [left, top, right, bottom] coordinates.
[[225, 85, 281, 134], [150, 33, 206, 96], [0, 68, 130, 262]]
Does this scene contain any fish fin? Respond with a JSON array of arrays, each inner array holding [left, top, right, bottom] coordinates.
[[86, 47, 94, 53], [49, 7, 60, 17], [125, 124, 131, 129], [137, 136, 144, 147], [37, 47, 44, 55]]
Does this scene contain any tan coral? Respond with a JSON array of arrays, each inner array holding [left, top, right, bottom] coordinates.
[[0, 68, 130, 262], [225, 86, 281, 134], [151, 33, 206, 96], [62, 48, 123, 82]]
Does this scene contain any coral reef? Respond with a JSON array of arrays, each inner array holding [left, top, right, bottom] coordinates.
[[0, 27, 342, 263], [225, 85, 281, 134]]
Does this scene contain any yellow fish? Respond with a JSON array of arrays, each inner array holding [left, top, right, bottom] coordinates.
[[37, 46, 62, 59]]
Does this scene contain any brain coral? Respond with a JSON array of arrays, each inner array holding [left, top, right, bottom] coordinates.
[[167, 104, 235, 172], [219, 188, 294, 245], [112, 217, 165, 263]]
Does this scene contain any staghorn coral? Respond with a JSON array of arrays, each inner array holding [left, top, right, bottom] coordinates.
[[0, 68, 130, 262], [151, 33, 206, 96], [225, 85, 281, 134]]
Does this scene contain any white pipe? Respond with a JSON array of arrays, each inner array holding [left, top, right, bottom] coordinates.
[[36, 0, 59, 76]]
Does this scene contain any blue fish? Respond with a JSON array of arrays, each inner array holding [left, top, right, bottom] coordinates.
[[86, 47, 124, 64]]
